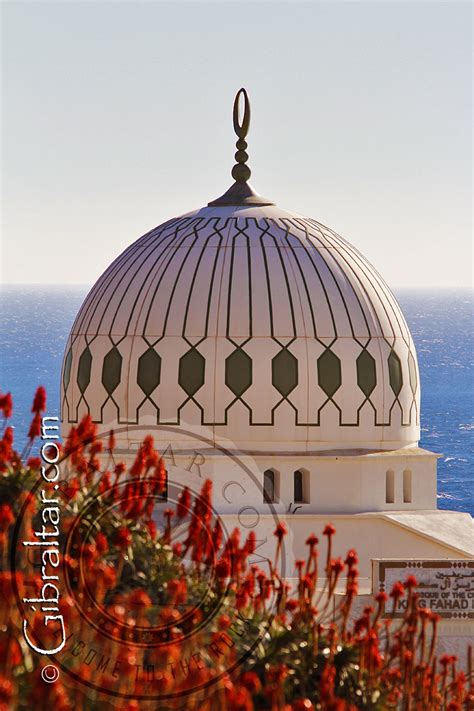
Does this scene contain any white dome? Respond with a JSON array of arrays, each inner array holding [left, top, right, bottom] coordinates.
[[61, 201, 420, 452]]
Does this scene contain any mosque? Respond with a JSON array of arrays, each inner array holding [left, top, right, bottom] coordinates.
[[60, 90, 472, 629]]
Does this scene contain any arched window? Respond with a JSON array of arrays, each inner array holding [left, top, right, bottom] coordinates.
[[386, 470, 395, 504], [403, 469, 412, 503], [294, 469, 305, 503], [263, 469, 275, 503]]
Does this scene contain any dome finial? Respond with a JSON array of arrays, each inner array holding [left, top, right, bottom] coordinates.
[[231, 88, 251, 183], [208, 89, 275, 207]]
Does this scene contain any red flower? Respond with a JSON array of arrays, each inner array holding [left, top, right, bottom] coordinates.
[[240, 671, 261, 694], [26, 456, 41, 469], [167, 578, 187, 604], [172, 542, 182, 557], [274, 522, 288, 540], [0, 393, 13, 419], [405, 574, 418, 589], [390, 581, 405, 599], [95, 532, 109, 554], [98, 471, 112, 495], [130, 451, 145, 478], [330, 557, 344, 575], [114, 462, 126, 478], [144, 497, 155, 518], [0, 504, 14, 532], [176, 487, 191, 518], [31, 386, 46, 413], [226, 686, 253, 711], [286, 599, 299, 612], [76, 414, 97, 445], [244, 530, 256, 555], [347, 581, 359, 597], [306, 533, 319, 547], [151, 460, 167, 495], [0, 675, 13, 705], [323, 523, 336, 536], [344, 549, 358, 568], [129, 589, 152, 608], [27, 413, 41, 441], [440, 654, 457, 668], [292, 700, 314, 711], [218, 614, 232, 630], [236, 589, 249, 610], [64, 478, 80, 501], [267, 663, 288, 683], [115, 527, 132, 549], [145, 519, 157, 540], [2, 428, 13, 447], [0, 427, 14, 472], [216, 558, 231, 579]]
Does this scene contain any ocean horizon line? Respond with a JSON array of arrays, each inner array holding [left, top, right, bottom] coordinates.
[[1, 282, 473, 292]]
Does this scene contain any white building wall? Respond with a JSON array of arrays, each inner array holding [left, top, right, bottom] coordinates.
[[147, 448, 438, 515]]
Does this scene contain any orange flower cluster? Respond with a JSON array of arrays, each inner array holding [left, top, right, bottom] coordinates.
[[0, 388, 472, 710]]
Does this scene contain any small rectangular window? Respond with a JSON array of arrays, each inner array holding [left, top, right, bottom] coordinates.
[[294, 470, 305, 503], [386, 470, 395, 504], [263, 470, 276, 503], [403, 469, 412, 503]]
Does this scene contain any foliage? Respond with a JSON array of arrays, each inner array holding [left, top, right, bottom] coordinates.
[[0, 388, 472, 710]]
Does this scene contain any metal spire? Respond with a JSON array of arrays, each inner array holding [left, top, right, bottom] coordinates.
[[231, 88, 251, 183], [208, 88, 274, 207]]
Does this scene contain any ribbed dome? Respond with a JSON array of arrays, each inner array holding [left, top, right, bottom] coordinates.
[[61, 201, 420, 452]]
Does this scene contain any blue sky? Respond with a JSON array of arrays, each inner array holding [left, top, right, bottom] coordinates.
[[2, 1, 472, 287]]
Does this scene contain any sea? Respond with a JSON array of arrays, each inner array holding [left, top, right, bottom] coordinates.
[[0, 286, 472, 515]]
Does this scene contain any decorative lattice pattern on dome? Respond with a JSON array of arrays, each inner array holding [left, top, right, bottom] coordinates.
[[388, 350, 403, 397], [317, 349, 342, 399], [77, 347, 92, 395], [137, 348, 161, 397], [272, 349, 298, 398], [356, 349, 377, 398], [61, 213, 420, 444], [102, 346, 122, 396], [178, 348, 206, 398], [225, 348, 252, 398]]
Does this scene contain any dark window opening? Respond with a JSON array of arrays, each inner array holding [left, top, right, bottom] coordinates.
[[263, 469, 275, 503], [386, 470, 395, 504], [294, 469, 305, 503]]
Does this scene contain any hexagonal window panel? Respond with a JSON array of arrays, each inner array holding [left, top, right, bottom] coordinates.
[[77, 347, 92, 394], [408, 351, 417, 395], [272, 348, 298, 398], [63, 349, 72, 391], [225, 348, 252, 397], [137, 348, 161, 397], [102, 346, 123, 395], [356, 349, 376, 398], [388, 350, 403, 396], [317, 349, 341, 398], [179, 348, 205, 397]]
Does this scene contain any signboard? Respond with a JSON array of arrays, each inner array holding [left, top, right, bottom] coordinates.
[[372, 559, 474, 619]]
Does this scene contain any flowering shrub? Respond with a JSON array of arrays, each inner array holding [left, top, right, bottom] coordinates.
[[0, 388, 472, 710]]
